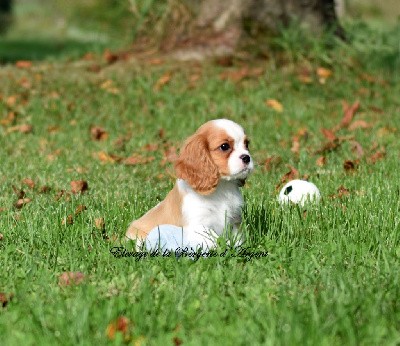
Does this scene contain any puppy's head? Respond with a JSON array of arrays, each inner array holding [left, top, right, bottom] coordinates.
[[175, 119, 253, 195]]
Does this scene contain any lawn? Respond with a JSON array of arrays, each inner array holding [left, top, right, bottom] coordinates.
[[1, 2, 400, 345]]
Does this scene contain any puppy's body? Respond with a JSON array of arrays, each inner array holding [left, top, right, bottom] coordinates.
[[126, 119, 253, 243]]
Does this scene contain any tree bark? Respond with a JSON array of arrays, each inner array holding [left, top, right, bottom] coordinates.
[[165, 0, 344, 59]]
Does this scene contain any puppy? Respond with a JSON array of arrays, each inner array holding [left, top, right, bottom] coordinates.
[[126, 119, 253, 248]]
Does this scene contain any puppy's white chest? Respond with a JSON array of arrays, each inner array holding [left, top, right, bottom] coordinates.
[[178, 180, 243, 235]]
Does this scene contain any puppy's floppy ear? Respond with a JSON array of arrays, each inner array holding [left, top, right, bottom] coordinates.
[[175, 134, 219, 195]]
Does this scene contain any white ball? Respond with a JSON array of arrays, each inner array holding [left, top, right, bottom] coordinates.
[[278, 179, 321, 206]]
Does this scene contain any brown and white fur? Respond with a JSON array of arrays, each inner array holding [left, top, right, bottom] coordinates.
[[126, 119, 253, 244]]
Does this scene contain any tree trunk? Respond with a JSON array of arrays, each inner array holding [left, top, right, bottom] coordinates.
[[164, 0, 344, 59]]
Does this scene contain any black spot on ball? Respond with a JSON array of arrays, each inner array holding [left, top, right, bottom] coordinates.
[[284, 185, 293, 195]]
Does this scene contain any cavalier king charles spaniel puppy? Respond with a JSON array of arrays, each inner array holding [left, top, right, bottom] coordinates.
[[126, 119, 253, 251]]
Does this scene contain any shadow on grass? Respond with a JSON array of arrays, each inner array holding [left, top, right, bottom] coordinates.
[[0, 38, 103, 63]]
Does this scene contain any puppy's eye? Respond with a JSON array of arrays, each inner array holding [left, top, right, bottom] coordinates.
[[220, 143, 230, 151], [245, 140, 250, 150]]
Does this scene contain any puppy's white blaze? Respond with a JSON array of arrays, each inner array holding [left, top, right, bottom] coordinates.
[[178, 179, 243, 236], [213, 119, 253, 178]]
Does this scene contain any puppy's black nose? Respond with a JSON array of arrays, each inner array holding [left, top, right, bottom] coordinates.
[[240, 154, 251, 164]]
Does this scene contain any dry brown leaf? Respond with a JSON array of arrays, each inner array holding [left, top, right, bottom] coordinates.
[[336, 185, 350, 198], [100, 80, 120, 94], [0, 233, 3, 240], [95, 217, 105, 230], [47, 125, 60, 134], [351, 140, 364, 158], [6, 95, 18, 107], [334, 100, 360, 131], [22, 178, 35, 189], [154, 72, 172, 91], [15, 198, 32, 209], [75, 205, 87, 215], [12, 185, 25, 199], [316, 67, 332, 84], [265, 99, 283, 113], [343, 160, 358, 172], [90, 126, 108, 141], [15, 60, 32, 69], [106, 316, 131, 341], [321, 128, 337, 141], [97, 151, 121, 164], [62, 214, 74, 225], [173, 337, 183, 346], [348, 120, 371, 131], [123, 155, 155, 166], [315, 139, 341, 154], [142, 143, 159, 152], [70, 180, 89, 194], [264, 156, 282, 171], [291, 128, 308, 154], [0, 112, 16, 126], [0, 292, 14, 308], [58, 272, 85, 286], [103, 49, 119, 64], [7, 124, 33, 134], [368, 149, 386, 164], [161, 145, 178, 166], [276, 166, 299, 190], [316, 156, 326, 167]]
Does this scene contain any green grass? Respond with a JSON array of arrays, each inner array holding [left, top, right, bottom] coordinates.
[[1, 6, 400, 345]]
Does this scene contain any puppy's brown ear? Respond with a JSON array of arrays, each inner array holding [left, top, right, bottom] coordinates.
[[175, 134, 219, 195]]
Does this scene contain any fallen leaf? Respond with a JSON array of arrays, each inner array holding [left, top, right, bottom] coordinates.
[[316, 156, 326, 167], [97, 151, 122, 164], [377, 127, 396, 138], [161, 145, 178, 166], [90, 126, 108, 141], [16, 60, 32, 69], [75, 205, 87, 215], [219, 67, 263, 82], [333, 100, 360, 131], [315, 139, 341, 154], [148, 58, 164, 65], [0, 292, 14, 307], [58, 272, 85, 286], [15, 198, 32, 209], [348, 120, 371, 131], [265, 99, 283, 113], [47, 125, 60, 133], [276, 166, 299, 190], [103, 49, 119, 64], [368, 149, 386, 164], [321, 128, 337, 141], [154, 72, 172, 91], [329, 185, 350, 198], [22, 178, 35, 189], [100, 80, 120, 94], [6, 95, 18, 107], [343, 159, 358, 172], [12, 185, 25, 199], [7, 124, 33, 134], [62, 214, 74, 225], [173, 337, 183, 346], [123, 155, 155, 166], [106, 316, 131, 341], [264, 155, 282, 171], [0, 233, 3, 240], [351, 140, 364, 158], [0, 112, 16, 126], [316, 67, 332, 84], [70, 180, 89, 194], [94, 217, 105, 231], [142, 143, 159, 152], [291, 128, 308, 154]]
